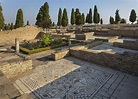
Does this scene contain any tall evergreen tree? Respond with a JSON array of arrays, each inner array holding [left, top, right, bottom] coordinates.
[[93, 5, 99, 24], [129, 9, 136, 24], [71, 8, 75, 25], [10, 23, 14, 30], [27, 21, 29, 25], [86, 13, 89, 23], [36, 2, 52, 28], [75, 8, 83, 25], [115, 9, 121, 24], [109, 16, 114, 24], [75, 8, 81, 25], [100, 18, 103, 24], [88, 8, 92, 24], [15, 9, 24, 29], [97, 13, 100, 24], [0, 4, 5, 30], [57, 8, 62, 26], [82, 13, 85, 24], [62, 8, 68, 27]]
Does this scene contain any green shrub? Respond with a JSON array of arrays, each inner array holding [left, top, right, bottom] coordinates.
[[39, 34, 52, 47]]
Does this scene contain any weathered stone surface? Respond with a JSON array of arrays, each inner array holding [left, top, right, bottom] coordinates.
[[0, 60, 33, 78], [70, 47, 138, 75], [51, 50, 69, 60], [14, 57, 138, 99]]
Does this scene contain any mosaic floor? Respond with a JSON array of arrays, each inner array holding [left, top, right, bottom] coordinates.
[[14, 57, 138, 99]]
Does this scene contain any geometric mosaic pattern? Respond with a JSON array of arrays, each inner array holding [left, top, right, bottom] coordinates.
[[15, 57, 112, 99]]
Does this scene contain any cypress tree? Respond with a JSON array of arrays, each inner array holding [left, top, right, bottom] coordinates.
[[115, 9, 121, 24], [10, 23, 14, 30], [0, 4, 4, 30], [62, 8, 68, 27], [82, 13, 85, 25], [36, 6, 43, 27], [88, 8, 92, 24], [36, 2, 52, 28], [86, 13, 89, 23], [27, 21, 29, 25], [71, 8, 75, 25], [57, 8, 62, 26], [75, 8, 80, 25], [109, 16, 114, 24], [129, 9, 136, 24], [97, 13, 100, 24], [15, 9, 24, 29], [100, 18, 103, 24], [75, 8, 82, 25], [93, 5, 99, 24]]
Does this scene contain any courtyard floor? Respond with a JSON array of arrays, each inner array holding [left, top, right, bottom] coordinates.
[[14, 57, 138, 99]]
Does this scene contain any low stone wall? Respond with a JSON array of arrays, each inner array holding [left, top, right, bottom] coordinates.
[[51, 50, 69, 60], [75, 32, 94, 40], [113, 40, 138, 50], [0, 60, 32, 78], [95, 29, 138, 38], [70, 49, 138, 75], [95, 36, 119, 42]]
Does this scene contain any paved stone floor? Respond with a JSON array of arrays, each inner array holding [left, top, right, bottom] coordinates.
[[14, 57, 138, 99]]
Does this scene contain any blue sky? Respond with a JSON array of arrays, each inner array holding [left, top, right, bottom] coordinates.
[[0, 0, 138, 24]]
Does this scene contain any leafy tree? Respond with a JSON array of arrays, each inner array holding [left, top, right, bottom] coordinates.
[[100, 18, 103, 24], [10, 23, 14, 30], [120, 18, 126, 24], [93, 5, 99, 24], [86, 13, 89, 23], [129, 9, 136, 24], [88, 8, 92, 24], [57, 8, 62, 26], [71, 8, 75, 25], [109, 16, 114, 24], [62, 8, 68, 27], [82, 13, 85, 24], [36, 2, 52, 28], [0, 4, 4, 30], [27, 21, 29, 25], [15, 9, 24, 29], [115, 9, 121, 24]]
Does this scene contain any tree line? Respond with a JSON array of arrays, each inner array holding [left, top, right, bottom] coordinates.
[[0, 2, 137, 30], [109, 9, 137, 24]]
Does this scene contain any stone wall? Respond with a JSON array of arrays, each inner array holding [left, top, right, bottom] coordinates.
[[70, 49, 138, 75], [95, 29, 138, 38], [75, 32, 94, 40], [51, 50, 69, 60], [113, 40, 138, 50], [0, 60, 32, 78], [95, 36, 119, 42]]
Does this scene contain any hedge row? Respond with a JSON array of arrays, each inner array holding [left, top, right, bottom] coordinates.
[[19, 43, 67, 54]]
